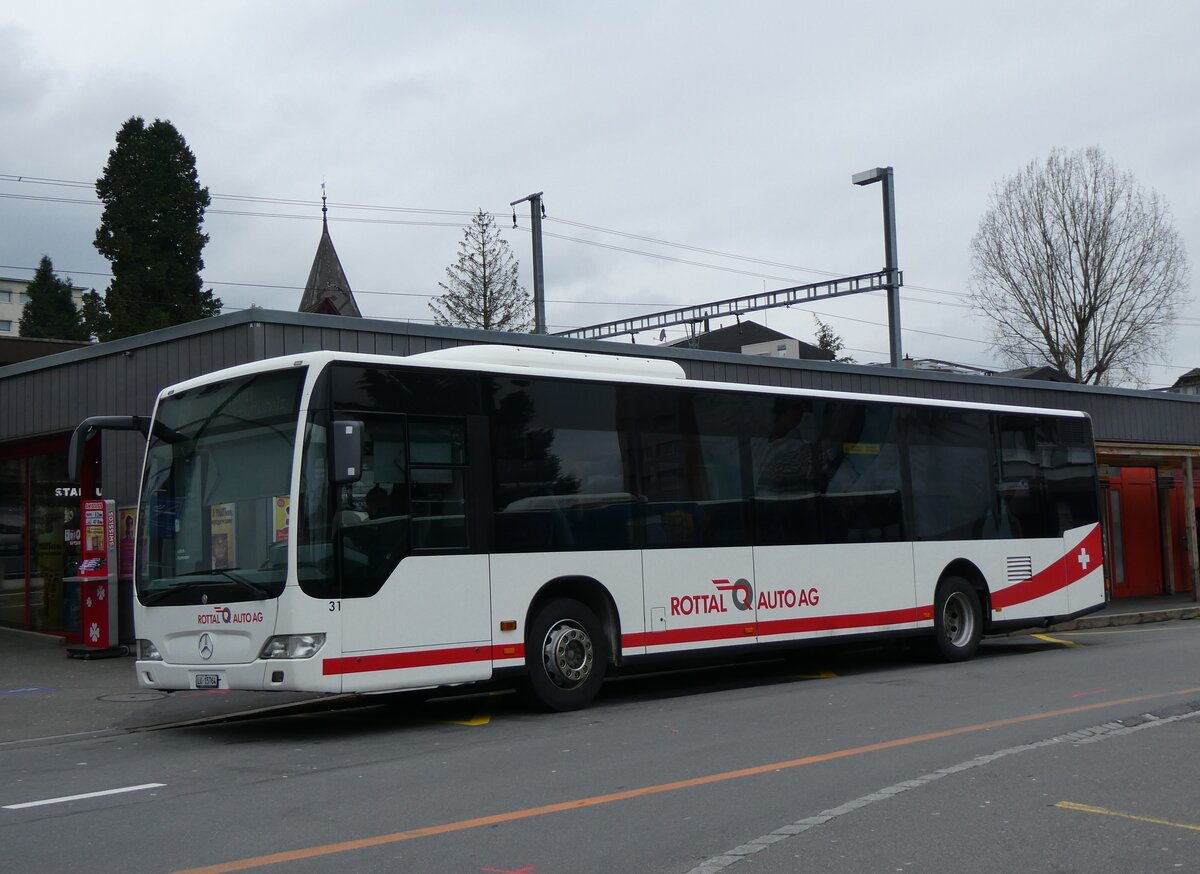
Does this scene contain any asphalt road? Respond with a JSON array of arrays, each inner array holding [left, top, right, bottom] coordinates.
[[3, 622, 1200, 874]]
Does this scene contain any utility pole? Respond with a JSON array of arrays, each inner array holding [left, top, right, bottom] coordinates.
[[510, 192, 546, 334], [852, 167, 902, 367]]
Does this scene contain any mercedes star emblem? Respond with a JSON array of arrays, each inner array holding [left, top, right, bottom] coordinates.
[[198, 632, 214, 660]]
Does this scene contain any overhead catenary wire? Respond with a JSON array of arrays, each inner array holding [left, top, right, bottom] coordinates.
[[2, 174, 1196, 376]]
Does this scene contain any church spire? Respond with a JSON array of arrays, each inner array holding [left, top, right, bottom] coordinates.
[[298, 184, 362, 317]]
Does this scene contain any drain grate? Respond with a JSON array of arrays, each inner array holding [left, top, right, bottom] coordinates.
[[97, 692, 169, 702]]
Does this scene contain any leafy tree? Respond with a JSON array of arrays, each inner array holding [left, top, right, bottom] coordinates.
[[969, 147, 1190, 386], [18, 255, 88, 341], [429, 210, 532, 331], [813, 315, 854, 363], [91, 116, 221, 340]]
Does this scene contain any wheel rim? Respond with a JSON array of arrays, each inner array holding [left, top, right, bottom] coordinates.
[[541, 619, 594, 690], [942, 591, 975, 648]]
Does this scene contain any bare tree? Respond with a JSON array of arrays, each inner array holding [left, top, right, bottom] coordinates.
[[430, 210, 532, 332], [969, 147, 1189, 385]]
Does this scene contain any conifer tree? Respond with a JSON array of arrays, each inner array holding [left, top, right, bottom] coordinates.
[[19, 255, 88, 341], [429, 210, 532, 332], [92, 116, 221, 340], [813, 315, 854, 363]]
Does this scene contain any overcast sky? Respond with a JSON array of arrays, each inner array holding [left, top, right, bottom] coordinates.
[[2, 1, 1197, 385]]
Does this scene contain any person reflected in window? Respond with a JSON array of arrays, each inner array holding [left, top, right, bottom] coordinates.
[[365, 485, 388, 520]]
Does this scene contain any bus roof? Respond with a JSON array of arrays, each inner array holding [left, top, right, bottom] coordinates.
[[158, 345, 1089, 421]]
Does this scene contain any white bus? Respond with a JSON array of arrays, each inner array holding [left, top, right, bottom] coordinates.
[[72, 345, 1105, 711]]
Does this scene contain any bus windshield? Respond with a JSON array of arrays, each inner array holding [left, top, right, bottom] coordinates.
[[135, 368, 305, 606]]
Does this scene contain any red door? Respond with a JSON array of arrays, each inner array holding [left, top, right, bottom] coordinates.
[[1110, 468, 1163, 598]]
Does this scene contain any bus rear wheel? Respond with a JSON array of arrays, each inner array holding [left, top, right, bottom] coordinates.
[[525, 598, 608, 712], [932, 577, 982, 662]]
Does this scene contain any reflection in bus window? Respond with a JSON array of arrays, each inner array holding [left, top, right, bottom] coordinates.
[[906, 408, 995, 541], [491, 378, 633, 551]]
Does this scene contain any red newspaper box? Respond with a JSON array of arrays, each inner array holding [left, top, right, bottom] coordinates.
[[68, 499, 120, 657]]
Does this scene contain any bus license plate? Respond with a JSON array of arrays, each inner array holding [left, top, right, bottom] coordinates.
[[194, 673, 221, 689]]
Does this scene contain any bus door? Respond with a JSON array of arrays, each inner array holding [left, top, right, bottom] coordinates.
[[333, 414, 491, 689]]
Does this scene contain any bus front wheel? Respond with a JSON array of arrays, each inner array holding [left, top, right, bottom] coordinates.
[[932, 577, 982, 662], [525, 598, 608, 712]]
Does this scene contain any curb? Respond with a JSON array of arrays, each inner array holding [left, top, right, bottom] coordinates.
[[1048, 607, 1200, 632], [129, 693, 360, 733]]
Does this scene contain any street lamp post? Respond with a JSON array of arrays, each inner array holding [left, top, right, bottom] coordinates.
[[852, 167, 902, 367]]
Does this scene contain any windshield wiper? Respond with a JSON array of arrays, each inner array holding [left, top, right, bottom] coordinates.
[[206, 568, 272, 599], [143, 569, 271, 606]]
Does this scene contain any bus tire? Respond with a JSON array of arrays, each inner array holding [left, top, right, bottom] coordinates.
[[932, 577, 981, 662], [525, 598, 608, 712]]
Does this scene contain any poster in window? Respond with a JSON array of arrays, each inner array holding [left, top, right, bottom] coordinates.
[[210, 503, 235, 569], [274, 496, 290, 543], [118, 506, 137, 580]]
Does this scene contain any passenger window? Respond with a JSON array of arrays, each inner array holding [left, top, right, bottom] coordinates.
[[490, 378, 634, 551], [335, 415, 411, 597], [331, 415, 471, 595], [636, 389, 748, 548], [906, 408, 995, 541], [997, 417, 1053, 539], [408, 419, 469, 550]]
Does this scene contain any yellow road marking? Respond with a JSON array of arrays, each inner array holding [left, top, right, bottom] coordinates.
[[1056, 627, 1187, 636], [795, 671, 837, 680], [1031, 633, 1080, 647], [1057, 801, 1200, 832], [171, 686, 1200, 874], [438, 714, 491, 727]]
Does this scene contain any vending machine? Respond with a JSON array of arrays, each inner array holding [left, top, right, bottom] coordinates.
[[67, 499, 121, 658]]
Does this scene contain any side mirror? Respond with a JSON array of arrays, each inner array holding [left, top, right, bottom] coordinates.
[[67, 415, 187, 482], [330, 420, 364, 484]]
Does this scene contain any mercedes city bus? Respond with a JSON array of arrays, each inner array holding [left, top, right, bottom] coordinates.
[[70, 344, 1105, 711]]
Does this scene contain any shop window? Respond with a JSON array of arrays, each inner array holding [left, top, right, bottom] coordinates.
[[28, 454, 82, 633], [0, 458, 26, 629]]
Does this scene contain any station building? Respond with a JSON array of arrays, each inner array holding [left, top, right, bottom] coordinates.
[[1, 308, 1198, 643]]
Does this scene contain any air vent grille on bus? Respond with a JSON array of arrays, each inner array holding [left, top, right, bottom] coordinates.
[[1007, 556, 1033, 584]]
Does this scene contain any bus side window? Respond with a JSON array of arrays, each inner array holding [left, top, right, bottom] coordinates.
[[336, 414, 412, 597], [906, 408, 995, 541], [409, 418, 469, 550], [997, 417, 1053, 539]]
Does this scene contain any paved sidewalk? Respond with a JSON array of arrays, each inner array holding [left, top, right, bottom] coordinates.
[[1050, 593, 1200, 630], [0, 630, 327, 746], [1, 594, 1196, 746]]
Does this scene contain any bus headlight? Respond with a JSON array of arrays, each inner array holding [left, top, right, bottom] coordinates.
[[138, 639, 163, 661], [260, 634, 326, 659]]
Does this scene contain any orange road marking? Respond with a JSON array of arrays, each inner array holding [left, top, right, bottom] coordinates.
[[172, 686, 1200, 874]]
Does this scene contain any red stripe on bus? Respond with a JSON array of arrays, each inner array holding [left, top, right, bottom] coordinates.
[[323, 644, 524, 676], [623, 621, 760, 649], [991, 525, 1102, 611], [623, 606, 927, 649], [757, 605, 928, 638]]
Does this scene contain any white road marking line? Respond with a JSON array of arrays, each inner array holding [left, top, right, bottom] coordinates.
[[685, 707, 1200, 874], [3, 783, 165, 810]]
